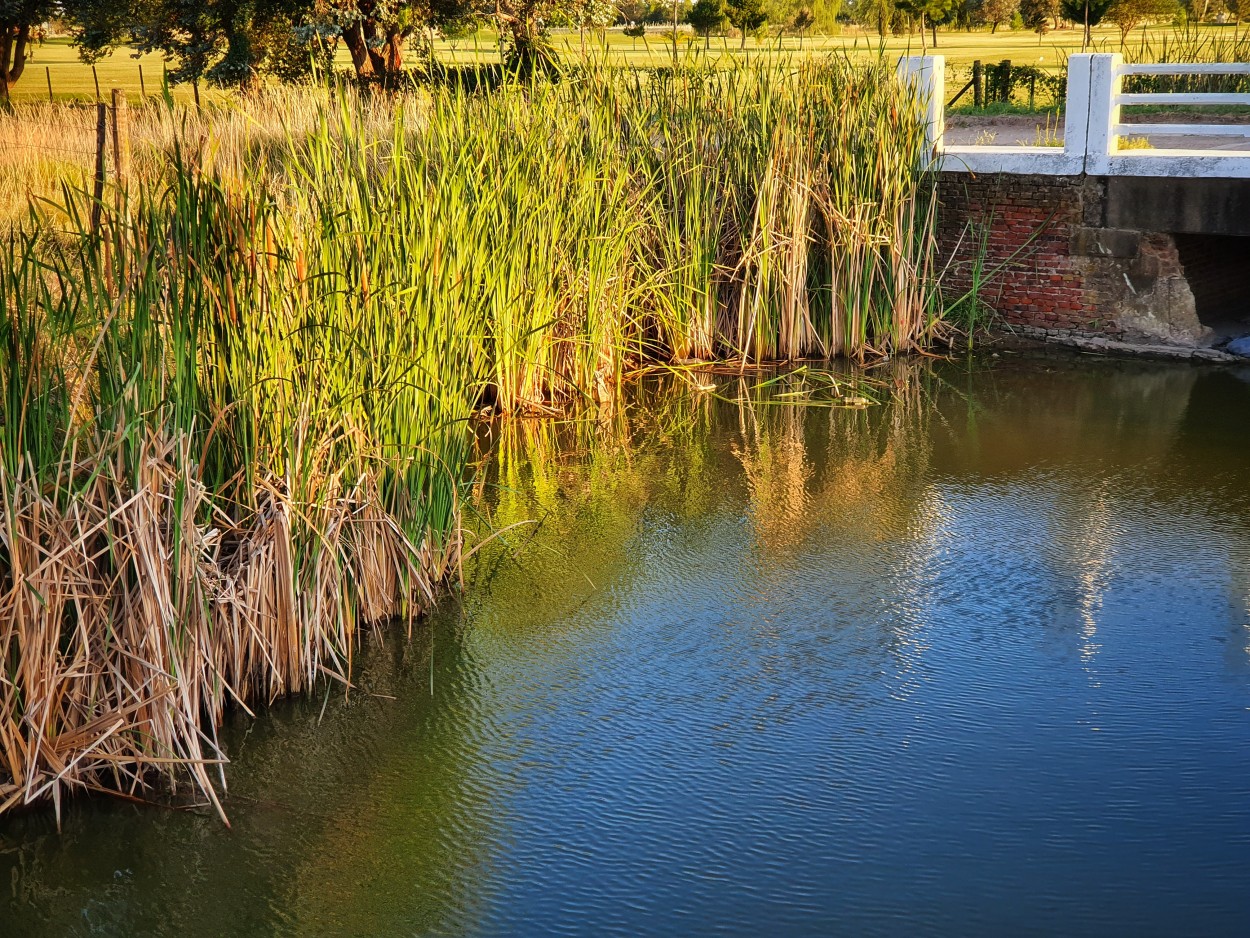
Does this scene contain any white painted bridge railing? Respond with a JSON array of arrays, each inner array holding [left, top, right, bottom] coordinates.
[[898, 53, 1250, 179]]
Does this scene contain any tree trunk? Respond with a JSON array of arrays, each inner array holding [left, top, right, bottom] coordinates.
[[509, 24, 552, 76], [931, 23, 937, 47], [345, 19, 401, 87], [1, 24, 31, 107], [0, 33, 9, 109], [343, 23, 377, 81], [382, 29, 404, 86]]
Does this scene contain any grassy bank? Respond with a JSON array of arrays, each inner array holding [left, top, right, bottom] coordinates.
[[0, 58, 941, 820]]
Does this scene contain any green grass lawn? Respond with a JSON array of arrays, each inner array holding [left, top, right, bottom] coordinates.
[[6, 24, 1245, 104], [8, 39, 226, 104]]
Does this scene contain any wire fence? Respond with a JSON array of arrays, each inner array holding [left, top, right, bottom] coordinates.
[[0, 112, 99, 167], [4, 59, 213, 108], [1, 95, 135, 228]]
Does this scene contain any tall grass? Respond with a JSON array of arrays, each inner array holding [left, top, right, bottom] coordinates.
[[0, 57, 942, 820]]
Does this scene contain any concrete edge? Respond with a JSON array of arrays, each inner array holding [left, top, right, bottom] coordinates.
[[1002, 324, 1243, 362]]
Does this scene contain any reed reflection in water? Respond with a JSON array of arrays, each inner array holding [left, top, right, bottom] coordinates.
[[3, 352, 1250, 937]]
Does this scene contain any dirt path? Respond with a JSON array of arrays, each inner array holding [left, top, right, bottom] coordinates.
[[944, 112, 1250, 151]]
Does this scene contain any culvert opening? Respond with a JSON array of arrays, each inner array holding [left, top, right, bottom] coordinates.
[[1173, 234, 1250, 345]]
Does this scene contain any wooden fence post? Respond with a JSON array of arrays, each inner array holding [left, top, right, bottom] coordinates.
[[1000, 59, 1012, 102], [90, 103, 108, 233], [972, 60, 983, 108], [111, 89, 130, 209]]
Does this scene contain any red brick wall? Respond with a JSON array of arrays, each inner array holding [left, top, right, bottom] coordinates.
[[937, 173, 1122, 337]]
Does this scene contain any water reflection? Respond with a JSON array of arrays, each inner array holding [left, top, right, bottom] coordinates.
[[3, 351, 1250, 937]]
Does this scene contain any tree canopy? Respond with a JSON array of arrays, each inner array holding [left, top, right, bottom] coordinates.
[[1, 0, 858, 99], [1059, 0, 1114, 46], [687, 0, 726, 39], [723, 0, 767, 48], [1106, 0, 1179, 42], [977, 0, 1020, 31]]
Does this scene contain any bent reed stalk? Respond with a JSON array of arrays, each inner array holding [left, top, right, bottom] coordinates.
[[0, 56, 940, 821]]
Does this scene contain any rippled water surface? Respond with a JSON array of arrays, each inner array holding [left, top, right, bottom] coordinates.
[[4, 353, 1250, 937]]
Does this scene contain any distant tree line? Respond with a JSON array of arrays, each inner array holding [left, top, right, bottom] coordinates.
[[842, 0, 1219, 47], [0, 0, 849, 101], [0, 0, 1236, 103]]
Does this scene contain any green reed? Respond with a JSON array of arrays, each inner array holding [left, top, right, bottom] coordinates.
[[0, 55, 941, 819]]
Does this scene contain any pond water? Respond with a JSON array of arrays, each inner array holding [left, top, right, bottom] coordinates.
[[3, 352, 1250, 937]]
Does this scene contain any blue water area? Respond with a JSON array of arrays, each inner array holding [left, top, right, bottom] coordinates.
[[2, 353, 1249, 937]]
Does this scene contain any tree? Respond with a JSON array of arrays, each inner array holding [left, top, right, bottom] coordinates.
[[810, 0, 843, 31], [623, 20, 646, 47], [724, 0, 766, 48], [1018, 0, 1059, 28], [669, 0, 683, 66], [924, 0, 957, 42], [564, 0, 615, 53], [67, 0, 309, 90], [790, 4, 815, 45], [978, 0, 1020, 31], [1106, 0, 1179, 43], [68, 0, 477, 89], [330, 0, 475, 85], [687, 0, 726, 46], [895, 0, 953, 49], [1, 1, 53, 106], [1059, 0, 1113, 48], [492, 0, 567, 72], [853, 0, 895, 33]]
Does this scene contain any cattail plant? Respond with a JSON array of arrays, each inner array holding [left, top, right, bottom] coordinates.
[[0, 54, 942, 820]]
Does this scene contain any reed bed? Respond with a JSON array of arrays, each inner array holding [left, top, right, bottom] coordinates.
[[1, 57, 941, 820]]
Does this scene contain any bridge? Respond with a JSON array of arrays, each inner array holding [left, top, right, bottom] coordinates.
[[900, 53, 1250, 356]]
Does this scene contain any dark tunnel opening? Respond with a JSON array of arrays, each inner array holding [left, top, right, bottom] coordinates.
[[1173, 234, 1250, 344]]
